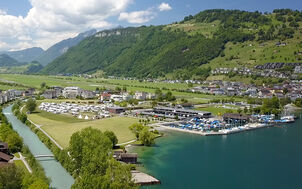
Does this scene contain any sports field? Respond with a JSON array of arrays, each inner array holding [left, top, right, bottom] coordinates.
[[27, 109, 138, 148]]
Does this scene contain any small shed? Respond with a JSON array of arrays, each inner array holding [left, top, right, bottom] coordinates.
[[0, 152, 11, 163], [222, 113, 250, 125], [120, 153, 138, 164]]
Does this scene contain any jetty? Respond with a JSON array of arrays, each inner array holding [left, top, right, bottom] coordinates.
[[131, 170, 161, 185]]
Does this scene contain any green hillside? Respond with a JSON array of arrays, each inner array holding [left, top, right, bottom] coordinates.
[[0, 54, 22, 67], [42, 9, 302, 79], [0, 61, 43, 74]]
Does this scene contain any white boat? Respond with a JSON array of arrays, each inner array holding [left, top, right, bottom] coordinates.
[[281, 115, 295, 123]]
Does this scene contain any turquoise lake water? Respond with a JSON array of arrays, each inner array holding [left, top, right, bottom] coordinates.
[[136, 114, 302, 189]]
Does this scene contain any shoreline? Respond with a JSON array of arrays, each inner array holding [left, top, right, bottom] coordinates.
[[153, 122, 271, 136]]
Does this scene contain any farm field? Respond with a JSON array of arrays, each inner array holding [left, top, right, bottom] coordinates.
[[27, 109, 138, 148], [0, 74, 245, 102]]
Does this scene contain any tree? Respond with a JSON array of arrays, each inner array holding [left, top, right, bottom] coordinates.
[[129, 123, 144, 139], [69, 127, 136, 189], [26, 98, 37, 113], [122, 86, 127, 92], [40, 82, 46, 89], [151, 100, 158, 108], [28, 179, 49, 189], [101, 159, 137, 189], [69, 127, 112, 175], [139, 128, 155, 146], [104, 131, 118, 147], [0, 164, 22, 189], [6, 132, 23, 153], [165, 91, 176, 101]]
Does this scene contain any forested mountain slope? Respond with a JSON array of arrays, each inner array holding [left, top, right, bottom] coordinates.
[[42, 9, 302, 79]]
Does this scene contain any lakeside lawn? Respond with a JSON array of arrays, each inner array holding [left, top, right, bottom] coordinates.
[[27, 109, 138, 148]]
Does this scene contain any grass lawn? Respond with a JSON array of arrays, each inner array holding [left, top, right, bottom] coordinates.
[[27, 110, 138, 148], [195, 106, 236, 116]]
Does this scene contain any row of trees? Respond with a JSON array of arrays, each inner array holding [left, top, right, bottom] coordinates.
[[0, 105, 49, 189]]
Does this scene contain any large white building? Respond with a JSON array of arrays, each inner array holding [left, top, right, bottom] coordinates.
[[62, 87, 83, 99]]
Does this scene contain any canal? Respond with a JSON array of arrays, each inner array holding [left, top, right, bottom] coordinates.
[[3, 105, 74, 189]]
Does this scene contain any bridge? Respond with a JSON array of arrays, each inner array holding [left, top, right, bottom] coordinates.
[[34, 154, 55, 158]]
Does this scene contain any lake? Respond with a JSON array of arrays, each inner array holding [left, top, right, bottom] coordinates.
[[136, 113, 302, 189]]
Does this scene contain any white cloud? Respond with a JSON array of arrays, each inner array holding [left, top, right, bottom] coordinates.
[[0, 0, 133, 50], [119, 9, 156, 24], [0, 10, 7, 15], [158, 2, 172, 11]]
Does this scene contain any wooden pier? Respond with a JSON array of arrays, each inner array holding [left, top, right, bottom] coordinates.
[[131, 170, 161, 185]]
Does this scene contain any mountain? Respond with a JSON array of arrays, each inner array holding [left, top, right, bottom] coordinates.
[[42, 9, 302, 79], [0, 47, 44, 63], [0, 54, 24, 67], [36, 29, 97, 66]]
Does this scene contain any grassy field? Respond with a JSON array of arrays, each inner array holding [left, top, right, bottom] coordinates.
[[205, 35, 302, 70], [27, 109, 138, 148], [0, 74, 246, 103], [195, 105, 237, 116]]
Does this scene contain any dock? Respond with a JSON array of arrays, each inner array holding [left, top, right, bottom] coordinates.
[[131, 170, 161, 185], [157, 123, 274, 136]]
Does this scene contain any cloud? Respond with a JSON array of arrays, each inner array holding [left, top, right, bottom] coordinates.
[[158, 2, 172, 11], [119, 9, 156, 24], [0, 0, 133, 50], [0, 10, 7, 15]]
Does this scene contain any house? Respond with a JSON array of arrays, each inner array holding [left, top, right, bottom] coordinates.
[[0, 142, 8, 154], [100, 93, 111, 102], [147, 93, 157, 100], [110, 94, 123, 102], [81, 90, 95, 99], [51, 86, 63, 97], [0, 142, 11, 167], [62, 87, 82, 99], [222, 113, 250, 124], [0, 93, 8, 104], [107, 107, 127, 114], [120, 153, 138, 164], [114, 151, 138, 164], [294, 66, 302, 74], [23, 88, 35, 97], [135, 92, 147, 100], [122, 93, 133, 101], [43, 90, 57, 99]]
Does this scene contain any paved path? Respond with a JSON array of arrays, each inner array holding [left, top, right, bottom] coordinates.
[[116, 139, 137, 146], [18, 152, 33, 173], [27, 118, 63, 150], [20, 105, 63, 150]]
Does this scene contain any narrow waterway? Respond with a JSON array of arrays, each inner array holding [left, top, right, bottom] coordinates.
[[136, 112, 302, 189], [3, 105, 74, 189]]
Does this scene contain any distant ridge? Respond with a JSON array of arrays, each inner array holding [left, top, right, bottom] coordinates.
[[36, 29, 97, 66], [0, 47, 44, 63], [0, 54, 24, 67]]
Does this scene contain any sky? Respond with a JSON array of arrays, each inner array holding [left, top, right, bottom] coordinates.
[[0, 0, 301, 51]]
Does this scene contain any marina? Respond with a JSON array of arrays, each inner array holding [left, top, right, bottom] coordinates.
[[155, 113, 297, 136]]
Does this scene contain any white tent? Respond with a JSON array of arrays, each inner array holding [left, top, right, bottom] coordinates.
[[78, 115, 83, 119], [84, 115, 89, 120]]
